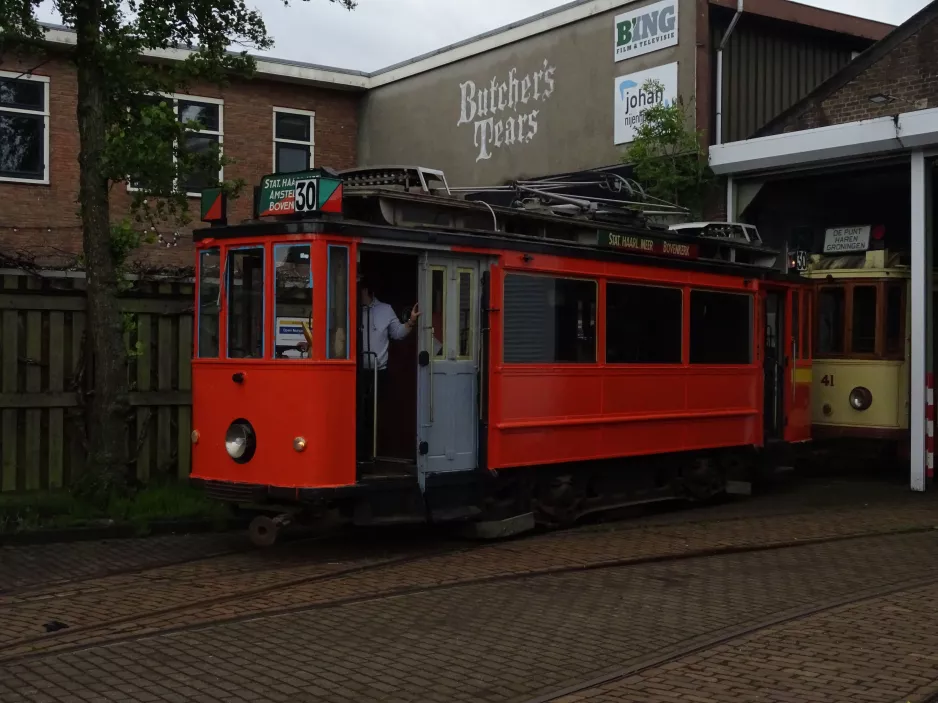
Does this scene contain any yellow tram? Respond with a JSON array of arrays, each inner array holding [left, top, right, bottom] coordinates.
[[803, 250, 910, 448]]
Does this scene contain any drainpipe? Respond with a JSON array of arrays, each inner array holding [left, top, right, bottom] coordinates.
[[716, 0, 743, 145]]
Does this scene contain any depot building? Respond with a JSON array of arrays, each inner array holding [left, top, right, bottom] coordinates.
[[710, 0, 938, 492], [358, 0, 890, 189]]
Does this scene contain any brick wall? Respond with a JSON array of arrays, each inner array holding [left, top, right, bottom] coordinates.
[[0, 52, 361, 271], [766, 15, 938, 135]]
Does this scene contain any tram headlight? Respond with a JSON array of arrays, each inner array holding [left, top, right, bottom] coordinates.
[[849, 387, 873, 412], [225, 420, 256, 463]]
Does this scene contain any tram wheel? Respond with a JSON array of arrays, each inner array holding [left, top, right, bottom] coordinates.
[[248, 515, 279, 548]]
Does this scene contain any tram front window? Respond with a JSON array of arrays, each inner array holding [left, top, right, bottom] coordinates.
[[227, 247, 265, 359], [273, 244, 313, 359], [818, 287, 845, 355], [851, 286, 877, 354]]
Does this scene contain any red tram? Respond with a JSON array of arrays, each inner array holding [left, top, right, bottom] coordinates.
[[189, 167, 812, 546]]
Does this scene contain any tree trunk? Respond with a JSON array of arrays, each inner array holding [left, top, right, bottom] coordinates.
[[74, 0, 130, 490]]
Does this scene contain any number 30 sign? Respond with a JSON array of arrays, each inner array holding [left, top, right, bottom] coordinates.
[[293, 179, 318, 213]]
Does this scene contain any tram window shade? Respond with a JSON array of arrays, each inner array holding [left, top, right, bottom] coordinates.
[[851, 286, 877, 354], [606, 283, 681, 364], [885, 284, 904, 356], [273, 244, 312, 360], [689, 291, 752, 365], [503, 274, 596, 363], [327, 246, 349, 360], [226, 248, 265, 359], [197, 248, 221, 358], [817, 288, 845, 355]]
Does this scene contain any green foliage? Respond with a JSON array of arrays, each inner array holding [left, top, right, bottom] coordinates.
[[0, 0, 357, 262], [625, 80, 714, 219], [0, 483, 231, 534]]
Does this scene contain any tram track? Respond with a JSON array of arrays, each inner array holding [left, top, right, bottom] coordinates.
[[1, 522, 935, 666], [518, 568, 938, 703]]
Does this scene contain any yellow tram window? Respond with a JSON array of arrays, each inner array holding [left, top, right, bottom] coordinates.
[[197, 248, 220, 358], [817, 288, 845, 355], [273, 244, 313, 360], [851, 285, 877, 354], [885, 284, 904, 356]]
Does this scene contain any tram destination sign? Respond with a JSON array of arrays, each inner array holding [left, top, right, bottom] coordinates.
[[255, 170, 343, 217], [599, 231, 699, 259], [823, 225, 870, 254]]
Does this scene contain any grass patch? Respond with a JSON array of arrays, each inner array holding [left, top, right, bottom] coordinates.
[[0, 482, 231, 535]]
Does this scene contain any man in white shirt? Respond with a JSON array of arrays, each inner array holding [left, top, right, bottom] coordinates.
[[358, 278, 419, 459], [360, 280, 419, 370]]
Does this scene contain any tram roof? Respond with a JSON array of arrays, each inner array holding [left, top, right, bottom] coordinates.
[[194, 166, 800, 281]]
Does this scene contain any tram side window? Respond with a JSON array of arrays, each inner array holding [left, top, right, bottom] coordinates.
[[885, 283, 904, 356], [197, 248, 220, 358], [327, 246, 349, 360], [273, 244, 313, 360], [851, 285, 877, 354], [817, 287, 845, 355], [226, 248, 265, 359], [606, 283, 682, 364], [689, 291, 752, 365], [504, 273, 596, 363]]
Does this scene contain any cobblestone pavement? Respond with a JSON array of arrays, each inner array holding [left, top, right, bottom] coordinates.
[[2, 531, 938, 702], [0, 479, 936, 702], [0, 532, 245, 595], [559, 580, 938, 703]]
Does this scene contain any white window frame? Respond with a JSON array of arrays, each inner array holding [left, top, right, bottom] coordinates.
[[272, 107, 315, 174], [127, 93, 224, 198], [0, 70, 50, 185]]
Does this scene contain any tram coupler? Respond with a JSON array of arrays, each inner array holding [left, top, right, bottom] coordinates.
[[248, 512, 294, 548]]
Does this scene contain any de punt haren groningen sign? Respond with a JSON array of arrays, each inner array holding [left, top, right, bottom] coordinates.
[[823, 225, 871, 254]]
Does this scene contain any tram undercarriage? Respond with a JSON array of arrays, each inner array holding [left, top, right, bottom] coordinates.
[[205, 446, 769, 547]]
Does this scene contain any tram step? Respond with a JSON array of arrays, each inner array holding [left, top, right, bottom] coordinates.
[[461, 512, 536, 541]]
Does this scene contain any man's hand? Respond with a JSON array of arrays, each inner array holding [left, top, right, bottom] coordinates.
[[407, 303, 421, 327]]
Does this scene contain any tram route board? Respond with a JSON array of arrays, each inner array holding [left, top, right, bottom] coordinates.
[[598, 230, 699, 259], [255, 171, 344, 217]]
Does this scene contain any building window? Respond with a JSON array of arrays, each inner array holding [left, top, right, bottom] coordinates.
[[606, 283, 682, 364], [689, 290, 752, 365], [0, 72, 50, 184], [129, 94, 223, 196], [273, 108, 314, 173], [503, 273, 596, 364], [179, 99, 222, 194]]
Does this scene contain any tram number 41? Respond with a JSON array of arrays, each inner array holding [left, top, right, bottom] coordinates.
[[293, 179, 318, 213], [821, 375, 835, 387]]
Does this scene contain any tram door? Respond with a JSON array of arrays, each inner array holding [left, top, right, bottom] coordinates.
[[762, 284, 813, 443], [416, 255, 481, 485], [763, 290, 786, 441]]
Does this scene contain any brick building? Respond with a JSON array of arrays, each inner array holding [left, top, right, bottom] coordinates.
[[0, 27, 365, 271], [711, 0, 938, 493]]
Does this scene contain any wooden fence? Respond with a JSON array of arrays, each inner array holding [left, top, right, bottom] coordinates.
[[0, 270, 194, 493]]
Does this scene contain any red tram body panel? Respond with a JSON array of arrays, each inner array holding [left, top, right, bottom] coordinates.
[[189, 169, 811, 541]]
